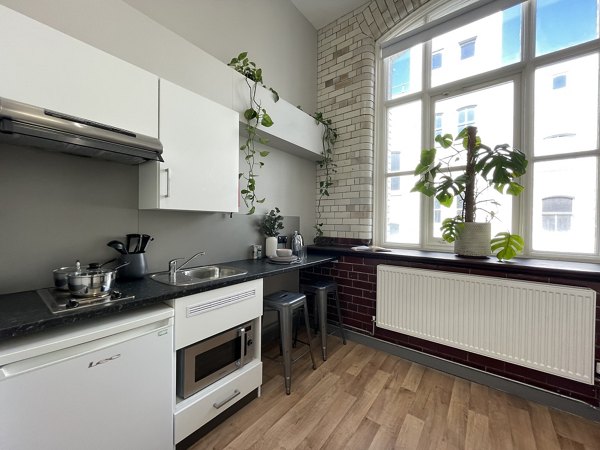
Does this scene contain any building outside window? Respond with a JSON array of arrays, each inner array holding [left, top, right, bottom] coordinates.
[[456, 105, 476, 135], [377, 0, 600, 260], [459, 37, 476, 59], [542, 196, 573, 231], [434, 113, 443, 139], [552, 74, 567, 89], [432, 50, 443, 69]]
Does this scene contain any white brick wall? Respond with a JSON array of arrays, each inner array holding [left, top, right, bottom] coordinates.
[[315, 0, 430, 240]]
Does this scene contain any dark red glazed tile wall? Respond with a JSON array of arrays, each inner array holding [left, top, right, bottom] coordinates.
[[301, 255, 600, 407]]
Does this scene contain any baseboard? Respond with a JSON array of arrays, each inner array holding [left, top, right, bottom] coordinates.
[[338, 326, 600, 422]]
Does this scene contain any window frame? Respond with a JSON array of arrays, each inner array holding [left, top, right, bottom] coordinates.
[[374, 0, 600, 262]]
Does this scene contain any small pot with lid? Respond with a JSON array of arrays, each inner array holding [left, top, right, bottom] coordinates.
[[53, 260, 82, 291]]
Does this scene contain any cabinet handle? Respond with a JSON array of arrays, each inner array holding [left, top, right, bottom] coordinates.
[[161, 168, 171, 198], [213, 389, 241, 409], [239, 327, 246, 368]]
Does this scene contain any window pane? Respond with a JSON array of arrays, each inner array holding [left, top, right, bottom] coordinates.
[[431, 4, 522, 87], [387, 101, 422, 172], [386, 44, 423, 100], [386, 175, 420, 244], [534, 53, 599, 157], [532, 158, 597, 253], [434, 82, 514, 166], [536, 0, 599, 56]]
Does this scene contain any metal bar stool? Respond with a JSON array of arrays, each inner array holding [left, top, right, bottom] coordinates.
[[264, 291, 317, 395], [300, 279, 347, 361]]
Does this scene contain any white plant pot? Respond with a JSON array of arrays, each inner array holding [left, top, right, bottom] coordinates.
[[454, 222, 491, 258], [265, 236, 278, 258]]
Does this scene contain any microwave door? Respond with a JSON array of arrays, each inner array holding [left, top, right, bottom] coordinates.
[[178, 323, 250, 399]]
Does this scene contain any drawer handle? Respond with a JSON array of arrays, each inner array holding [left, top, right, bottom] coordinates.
[[213, 389, 241, 409]]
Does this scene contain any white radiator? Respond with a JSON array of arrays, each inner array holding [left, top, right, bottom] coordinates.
[[376, 265, 597, 384]]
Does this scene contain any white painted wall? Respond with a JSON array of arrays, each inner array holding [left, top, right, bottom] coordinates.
[[0, 0, 317, 113], [124, 0, 317, 113]]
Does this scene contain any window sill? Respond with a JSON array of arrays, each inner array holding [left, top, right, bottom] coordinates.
[[308, 244, 600, 283]]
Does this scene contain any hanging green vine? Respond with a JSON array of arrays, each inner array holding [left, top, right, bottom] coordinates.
[[228, 52, 279, 214], [312, 112, 338, 237]]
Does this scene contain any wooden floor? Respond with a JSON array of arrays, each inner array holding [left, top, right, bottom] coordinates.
[[190, 336, 600, 450]]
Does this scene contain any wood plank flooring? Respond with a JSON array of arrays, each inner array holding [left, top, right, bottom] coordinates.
[[190, 336, 600, 450]]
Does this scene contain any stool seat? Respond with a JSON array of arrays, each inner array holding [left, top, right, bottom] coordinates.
[[264, 291, 308, 308], [264, 290, 317, 394], [300, 279, 347, 361], [301, 279, 337, 292]]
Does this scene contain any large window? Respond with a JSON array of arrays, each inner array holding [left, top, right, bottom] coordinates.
[[377, 0, 600, 260]]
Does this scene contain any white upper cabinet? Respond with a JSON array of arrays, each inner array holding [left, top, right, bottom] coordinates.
[[232, 72, 325, 161], [139, 79, 239, 212], [0, 5, 158, 138]]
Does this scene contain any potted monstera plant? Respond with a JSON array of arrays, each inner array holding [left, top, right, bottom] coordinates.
[[412, 126, 528, 261]]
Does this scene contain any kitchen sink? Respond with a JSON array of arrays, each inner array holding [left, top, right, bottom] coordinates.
[[150, 265, 248, 286]]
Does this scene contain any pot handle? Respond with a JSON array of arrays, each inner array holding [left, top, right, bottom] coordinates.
[[93, 258, 116, 268], [112, 260, 131, 271], [89, 259, 129, 271]]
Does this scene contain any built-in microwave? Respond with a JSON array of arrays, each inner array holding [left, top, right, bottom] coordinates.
[[176, 321, 254, 399]]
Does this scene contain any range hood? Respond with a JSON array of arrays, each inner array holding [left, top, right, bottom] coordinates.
[[0, 97, 163, 164]]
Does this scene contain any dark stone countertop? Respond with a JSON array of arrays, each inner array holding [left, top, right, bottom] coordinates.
[[0, 255, 336, 341]]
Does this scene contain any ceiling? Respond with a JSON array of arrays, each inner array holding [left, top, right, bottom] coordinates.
[[291, 0, 371, 30]]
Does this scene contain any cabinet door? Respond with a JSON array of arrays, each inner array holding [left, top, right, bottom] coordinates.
[[154, 79, 239, 212], [0, 5, 158, 137]]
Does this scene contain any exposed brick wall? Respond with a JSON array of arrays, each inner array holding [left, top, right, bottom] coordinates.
[[301, 257, 600, 407], [316, 0, 433, 240]]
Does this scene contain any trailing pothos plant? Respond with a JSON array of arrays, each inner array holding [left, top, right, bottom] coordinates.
[[312, 112, 338, 238], [228, 52, 279, 214], [412, 126, 529, 261]]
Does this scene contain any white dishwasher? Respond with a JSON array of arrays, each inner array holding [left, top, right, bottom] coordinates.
[[0, 303, 174, 450]]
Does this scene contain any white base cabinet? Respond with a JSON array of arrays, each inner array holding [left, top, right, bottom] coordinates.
[[166, 279, 263, 444], [0, 5, 158, 138], [139, 79, 239, 212]]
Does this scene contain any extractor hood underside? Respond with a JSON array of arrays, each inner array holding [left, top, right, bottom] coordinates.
[[0, 119, 162, 165]]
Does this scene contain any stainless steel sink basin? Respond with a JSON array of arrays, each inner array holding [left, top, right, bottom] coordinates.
[[150, 265, 247, 286]]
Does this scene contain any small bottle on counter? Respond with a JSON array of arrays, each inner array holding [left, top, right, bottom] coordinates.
[[250, 244, 263, 259], [291, 231, 303, 256]]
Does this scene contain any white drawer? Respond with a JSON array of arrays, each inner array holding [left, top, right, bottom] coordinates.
[[174, 359, 262, 443], [166, 279, 263, 350]]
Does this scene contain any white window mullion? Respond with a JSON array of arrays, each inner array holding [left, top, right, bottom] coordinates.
[[596, 58, 600, 256], [520, 0, 536, 255], [421, 39, 433, 247]]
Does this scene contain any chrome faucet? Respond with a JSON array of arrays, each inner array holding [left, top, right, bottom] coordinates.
[[168, 251, 206, 280]]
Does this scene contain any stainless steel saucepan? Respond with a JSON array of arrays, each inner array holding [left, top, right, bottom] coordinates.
[[66, 260, 129, 297]]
